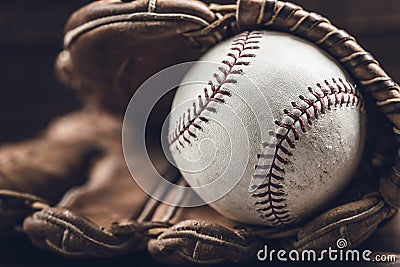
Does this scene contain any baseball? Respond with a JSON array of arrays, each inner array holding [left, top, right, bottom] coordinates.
[[168, 30, 366, 226]]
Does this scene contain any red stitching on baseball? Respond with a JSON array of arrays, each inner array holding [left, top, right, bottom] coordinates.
[[169, 31, 262, 150], [253, 78, 364, 226]]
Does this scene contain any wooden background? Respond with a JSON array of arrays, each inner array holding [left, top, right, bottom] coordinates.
[[0, 1, 399, 266]]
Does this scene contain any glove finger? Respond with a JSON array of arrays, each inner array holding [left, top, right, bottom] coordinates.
[[23, 151, 151, 257], [0, 111, 111, 235], [148, 219, 260, 265], [0, 140, 97, 202], [145, 176, 296, 265], [0, 189, 48, 236], [364, 209, 400, 253], [295, 194, 396, 251], [24, 207, 144, 257]]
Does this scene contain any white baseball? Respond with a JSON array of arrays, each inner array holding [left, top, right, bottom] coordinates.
[[168, 31, 366, 226]]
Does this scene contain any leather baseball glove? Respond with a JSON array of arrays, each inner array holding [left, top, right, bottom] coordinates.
[[1, 0, 399, 265]]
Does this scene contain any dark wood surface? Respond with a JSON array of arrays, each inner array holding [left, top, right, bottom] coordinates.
[[0, 1, 399, 266]]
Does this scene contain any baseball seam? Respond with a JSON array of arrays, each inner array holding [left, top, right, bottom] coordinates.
[[168, 31, 262, 150], [252, 78, 364, 226]]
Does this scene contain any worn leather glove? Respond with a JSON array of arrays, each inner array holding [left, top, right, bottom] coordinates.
[[1, 0, 399, 265]]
